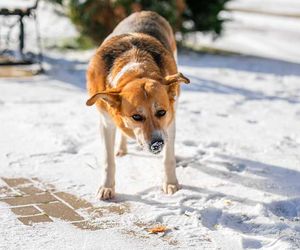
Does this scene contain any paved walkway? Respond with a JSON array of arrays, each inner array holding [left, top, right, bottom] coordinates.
[[0, 177, 129, 230]]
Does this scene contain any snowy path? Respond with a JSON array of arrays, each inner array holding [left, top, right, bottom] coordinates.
[[0, 50, 300, 249]]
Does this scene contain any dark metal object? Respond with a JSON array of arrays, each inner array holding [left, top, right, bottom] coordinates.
[[0, 0, 43, 72]]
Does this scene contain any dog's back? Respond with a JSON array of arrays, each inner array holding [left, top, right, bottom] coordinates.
[[106, 11, 176, 53]]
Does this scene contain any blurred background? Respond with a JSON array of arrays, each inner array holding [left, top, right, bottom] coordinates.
[[0, 0, 299, 67]]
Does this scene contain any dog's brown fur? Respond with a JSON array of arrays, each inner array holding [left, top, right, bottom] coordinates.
[[86, 11, 189, 200], [86, 12, 189, 139]]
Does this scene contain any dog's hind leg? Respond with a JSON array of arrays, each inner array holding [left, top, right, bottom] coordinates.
[[162, 120, 180, 194], [97, 112, 116, 200], [116, 133, 127, 157]]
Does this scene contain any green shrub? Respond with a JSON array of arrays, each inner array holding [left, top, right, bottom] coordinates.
[[183, 0, 230, 35], [49, 0, 230, 46]]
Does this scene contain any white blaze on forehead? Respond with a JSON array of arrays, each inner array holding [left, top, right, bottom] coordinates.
[[152, 102, 161, 112], [136, 106, 146, 115], [109, 62, 141, 87]]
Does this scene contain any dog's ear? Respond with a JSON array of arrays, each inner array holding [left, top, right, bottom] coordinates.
[[86, 90, 121, 108], [164, 72, 190, 85], [163, 73, 190, 100]]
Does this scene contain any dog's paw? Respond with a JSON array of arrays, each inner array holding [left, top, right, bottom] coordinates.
[[97, 186, 115, 200], [116, 149, 127, 157], [162, 182, 180, 195]]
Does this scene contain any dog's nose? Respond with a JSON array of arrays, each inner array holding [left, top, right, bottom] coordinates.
[[149, 139, 164, 154]]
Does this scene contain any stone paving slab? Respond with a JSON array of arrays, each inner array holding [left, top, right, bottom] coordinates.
[[11, 205, 41, 216], [0, 186, 20, 198], [2, 177, 32, 187], [38, 202, 84, 221], [0, 177, 130, 231], [72, 221, 105, 231], [17, 185, 44, 195], [1, 192, 57, 206], [53, 191, 92, 210], [18, 214, 53, 225]]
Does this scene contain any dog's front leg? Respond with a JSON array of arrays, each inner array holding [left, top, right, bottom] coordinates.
[[162, 120, 180, 194], [97, 112, 116, 200], [116, 133, 127, 157]]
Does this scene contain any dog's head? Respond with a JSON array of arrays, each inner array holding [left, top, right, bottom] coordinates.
[[87, 73, 189, 154]]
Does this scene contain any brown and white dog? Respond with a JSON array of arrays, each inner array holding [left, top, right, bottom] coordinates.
[[86, 11, 189, 200]]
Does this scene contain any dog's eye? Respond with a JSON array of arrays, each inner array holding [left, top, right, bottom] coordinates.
[[132, 114, 144, 121], [156, 110, 166, 117]]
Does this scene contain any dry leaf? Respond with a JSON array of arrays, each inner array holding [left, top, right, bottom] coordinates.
[[148, 225, 168, 234]]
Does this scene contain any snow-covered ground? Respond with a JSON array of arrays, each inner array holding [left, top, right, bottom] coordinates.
[[1, 1, 300, 249]]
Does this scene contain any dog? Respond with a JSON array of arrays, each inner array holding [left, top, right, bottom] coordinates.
[[86, 11, 190, 200]]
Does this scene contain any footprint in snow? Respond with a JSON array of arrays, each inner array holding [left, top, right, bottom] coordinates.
[[200, 207, 222, 230], [223, 162, 247, 173], [176, 150, 207, 168], [216, 113, 229, 118], [246, 119, 258, 124], [267, 198, 300, 221], [176, 156, 194, 168], [280, 136, 299, 149], [242, 238, 262, 249], [191, 110, 201, 115], [182, 140, 198, 147], [205, 141, 221, 148]]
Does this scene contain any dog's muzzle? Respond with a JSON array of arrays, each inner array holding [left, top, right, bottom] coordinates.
[[149, 139, 164, 154]]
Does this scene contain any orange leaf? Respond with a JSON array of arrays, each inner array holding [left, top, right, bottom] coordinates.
[[148, 226, 168, 234]]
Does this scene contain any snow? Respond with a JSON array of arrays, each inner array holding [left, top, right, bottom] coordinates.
[[0, 0, 37, 9], [226, 0, 300, 16], [185, 0, 300, 64], [1, 0, 300, 249], [0, 1, 78, 52]]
